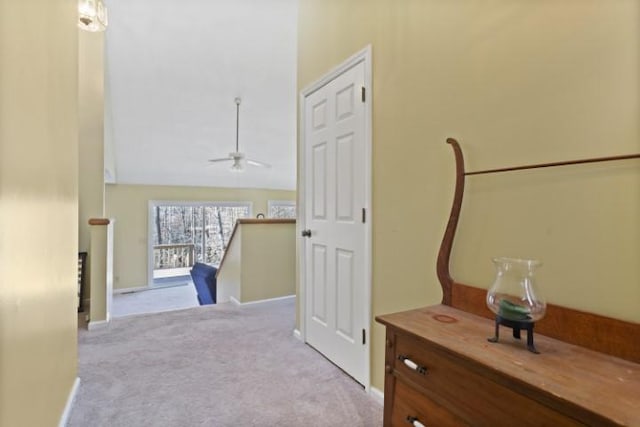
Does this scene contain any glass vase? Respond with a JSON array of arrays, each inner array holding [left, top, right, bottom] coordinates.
[[486, 257, 546, 323]]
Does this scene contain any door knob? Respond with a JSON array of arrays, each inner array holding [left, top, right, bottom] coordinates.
[[301, 229, 312, 238]]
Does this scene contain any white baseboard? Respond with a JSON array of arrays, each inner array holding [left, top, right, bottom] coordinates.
[[293, 329, 302, 341], [113, 286, 150, 294], [231, 294, 296, 306], [369, 386, 384, 406], [87, 319, 109, 330], [58, 377, 80, 427]]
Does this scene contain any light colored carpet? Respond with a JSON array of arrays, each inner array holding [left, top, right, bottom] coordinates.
[[70, 298, 383, 427], [111, 283, 199, 318]]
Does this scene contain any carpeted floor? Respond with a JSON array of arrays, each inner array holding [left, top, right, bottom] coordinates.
[[112, 283, 198, 318], [70, 298, 383, 427]]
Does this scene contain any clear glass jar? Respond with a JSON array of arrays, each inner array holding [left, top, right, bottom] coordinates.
[[486, 257, 546, 322]]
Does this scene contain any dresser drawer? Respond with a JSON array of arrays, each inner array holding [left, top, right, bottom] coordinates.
[[391, 379, 469, 427], [392, 332, 583, 426]]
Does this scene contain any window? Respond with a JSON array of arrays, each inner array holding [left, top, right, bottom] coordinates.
[[150, 201, 251, 281], [268, 200, 296, 219]]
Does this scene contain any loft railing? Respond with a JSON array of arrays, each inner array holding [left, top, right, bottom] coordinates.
[[153, 243, 195, 270]]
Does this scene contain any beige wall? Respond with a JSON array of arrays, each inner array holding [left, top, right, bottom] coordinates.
[[78, 31, 105, 253], [298, 0, 639, 391], [89, 222, 114, 324], [105, 183, 295, 289], [78, 30, 105, 304], [218, 222, 296, 303], [241, 222, 296, 302], [0, 0, 79, 425], [217, 227, 243, 303]]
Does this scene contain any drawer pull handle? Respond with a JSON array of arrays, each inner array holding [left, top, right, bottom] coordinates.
[[398, 355, 427, 374], [406, 416, 426, 427]]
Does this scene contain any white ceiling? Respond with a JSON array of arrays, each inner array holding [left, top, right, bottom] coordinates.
[[104, 0, 298, 190]]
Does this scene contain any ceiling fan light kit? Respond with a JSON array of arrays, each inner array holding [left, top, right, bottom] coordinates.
[[208, 97, 271, 172], [230, 152, 245, 172]]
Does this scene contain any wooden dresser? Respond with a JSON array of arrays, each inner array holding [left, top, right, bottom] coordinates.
[[375, 139, 640, 426], [376, 304, 640, 427]]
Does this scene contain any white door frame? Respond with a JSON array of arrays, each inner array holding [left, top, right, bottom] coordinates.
[[298, 45, 373, 390]]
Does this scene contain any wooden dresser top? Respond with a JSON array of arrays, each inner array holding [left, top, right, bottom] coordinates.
[[376, 304, 640, 426]]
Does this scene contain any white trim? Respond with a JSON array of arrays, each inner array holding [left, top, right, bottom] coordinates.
[[147, 201, 154, 288], [112, 282, 191, 295], [361, 45, 374, 394], [298, 44, 373, 391], [147, 200, 254, 287], [369, 386, 385, 406], [216, 295, 230, 303], [293, 329, 302, 341], [87, 319, 109, 330], [231, 294, 296, 306], [113, 285, 150, 294], [58, 377, 80, 427], [300, 45, 373, 98]]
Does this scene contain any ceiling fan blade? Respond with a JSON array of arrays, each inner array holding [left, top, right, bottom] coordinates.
[[246, 159, 271, 168], [206, 99, 270, 171]]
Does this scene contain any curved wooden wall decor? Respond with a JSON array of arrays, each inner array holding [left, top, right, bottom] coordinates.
[[436, 138, 465, 306], [437, 138, 640, 363]]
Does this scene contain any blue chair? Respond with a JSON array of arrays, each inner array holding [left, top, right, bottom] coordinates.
[[190, 262, 217, 305]]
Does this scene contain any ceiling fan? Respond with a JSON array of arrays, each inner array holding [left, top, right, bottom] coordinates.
[[208, 97, 271, 171]]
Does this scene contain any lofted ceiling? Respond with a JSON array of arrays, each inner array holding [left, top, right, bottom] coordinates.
[[104, 0, 297, 190]]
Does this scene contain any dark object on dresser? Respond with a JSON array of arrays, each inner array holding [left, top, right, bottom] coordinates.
[[190, 262, 217, 305]]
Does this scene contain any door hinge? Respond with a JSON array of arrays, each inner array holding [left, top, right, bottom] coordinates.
[[361, 86, 366, 103], [362, 329, 366, 345], [362, 208, 366, 224]]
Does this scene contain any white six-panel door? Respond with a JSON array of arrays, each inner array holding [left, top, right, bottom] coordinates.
[[303, 59, 367, 385]]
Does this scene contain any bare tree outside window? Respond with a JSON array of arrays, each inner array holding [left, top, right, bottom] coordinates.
[[152, 203, 251, 278], [268, 200, 296, 219]]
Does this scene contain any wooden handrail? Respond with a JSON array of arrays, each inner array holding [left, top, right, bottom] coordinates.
[[236, 218, 296, 225]]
